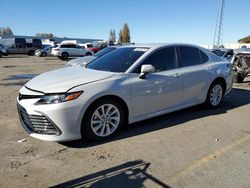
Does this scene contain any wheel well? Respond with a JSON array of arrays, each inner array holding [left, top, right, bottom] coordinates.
[[213, 77, 227, 94], [82, 95, 129, 125], [62, 52, 68, 55]]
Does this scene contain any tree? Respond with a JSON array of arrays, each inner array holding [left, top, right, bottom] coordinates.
[[122, 23, 131, 43], [109, 29, 116, 44], [118, 29, 123, 44], [238, 35, 250, 43], [35, 33, 54, 38], [0, 27, 14, 35]]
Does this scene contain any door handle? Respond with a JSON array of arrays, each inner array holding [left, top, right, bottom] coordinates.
[[172, 73, 182, 78], [206, 66, 212, 70]]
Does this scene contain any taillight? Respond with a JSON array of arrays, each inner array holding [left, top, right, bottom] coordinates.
[[54, 49, 59, 51]]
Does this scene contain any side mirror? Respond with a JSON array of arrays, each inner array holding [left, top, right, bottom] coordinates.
[[139, 64, 155, 79]]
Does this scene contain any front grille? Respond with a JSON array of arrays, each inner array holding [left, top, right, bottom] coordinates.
[[18, 105, 60, 135]]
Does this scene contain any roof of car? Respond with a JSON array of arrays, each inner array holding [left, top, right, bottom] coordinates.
[[119, 43, 207, 49]]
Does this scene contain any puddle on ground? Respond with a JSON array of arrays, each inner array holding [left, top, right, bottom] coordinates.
[[3, 74, 38, 81]]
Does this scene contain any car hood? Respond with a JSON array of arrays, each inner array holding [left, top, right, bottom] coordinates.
[[25, 67, 115, 93], [65, 56, 97, 67]]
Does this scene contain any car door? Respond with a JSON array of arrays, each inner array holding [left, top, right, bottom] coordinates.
[[129, 46, 183, 118], [74, 45, 84, 56], [177, 46, 213, 105]]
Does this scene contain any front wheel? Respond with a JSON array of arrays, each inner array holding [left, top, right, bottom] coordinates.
[[41, 52, 47, 57], [61, 52, 69, 60], [82, 99, 125, 141], [85, 52, 92, 56], [205, 81, 224, 108]]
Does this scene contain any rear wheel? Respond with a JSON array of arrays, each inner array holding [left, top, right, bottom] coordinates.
[[28, 50, 35, 56], [233, 72, 244, 83], [85, 52, 92, 56], [205, 81, 224, 108], [61, 52, 69, 60], [41, 52, 47, 57], [82, 99, 125, 141], [0, 51, 2, 58]]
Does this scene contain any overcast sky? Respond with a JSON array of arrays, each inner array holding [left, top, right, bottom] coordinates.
[[1, 0, 250, 44]]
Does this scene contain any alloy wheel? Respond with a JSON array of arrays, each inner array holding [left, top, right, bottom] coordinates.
[[210, 84, 223, 106], [91, 104, 120, 137]]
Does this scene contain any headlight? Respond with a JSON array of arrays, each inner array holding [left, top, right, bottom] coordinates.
[[35, 91, 83, 105]]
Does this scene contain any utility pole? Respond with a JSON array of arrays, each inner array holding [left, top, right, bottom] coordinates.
[[213, 0, 225, 48]]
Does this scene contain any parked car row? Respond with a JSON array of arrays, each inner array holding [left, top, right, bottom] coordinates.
[[17, 43, 233, 142]]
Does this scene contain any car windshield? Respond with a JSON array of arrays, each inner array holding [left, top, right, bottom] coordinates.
[[87, 47, 148, 73], [94, 47, 116, 58]]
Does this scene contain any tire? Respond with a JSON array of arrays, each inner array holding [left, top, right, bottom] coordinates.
[[82, 98, 125, 141], [85, 52, 92, 56], [0, 51, 2, 58], [41, 52, 47, 57], [233, 72, 244, 83], [205, 80, 224, 108], [61, 52, 69, 60], [28, 50, 35, 56]]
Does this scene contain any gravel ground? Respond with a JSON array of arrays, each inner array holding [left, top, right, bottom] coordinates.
[[0, 55, 250, 188]]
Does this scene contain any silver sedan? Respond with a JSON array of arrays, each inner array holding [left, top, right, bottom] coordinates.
[[17, 43, 233, 142]]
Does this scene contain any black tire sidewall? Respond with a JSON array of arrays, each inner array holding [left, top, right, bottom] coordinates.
[[0, 51, 2, 58], [233, 72, 244, 83], [86, 52, 92, 56], [61, 52, 68, 60], [82, 99, 125, 141], [29, 51, 35, 56]]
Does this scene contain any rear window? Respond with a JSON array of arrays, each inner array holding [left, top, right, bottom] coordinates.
[[61, 44, 76, 48], [200, 50, 209, 63], [87, 47, 148, 73], [179, 46, 203, 67]]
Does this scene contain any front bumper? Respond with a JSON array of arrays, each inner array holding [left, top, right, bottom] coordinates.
[[16, 87, 85, 142], [1, 52, 8, 56]]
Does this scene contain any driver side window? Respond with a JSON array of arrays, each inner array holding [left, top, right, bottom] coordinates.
[[133, 47, 177, 73]]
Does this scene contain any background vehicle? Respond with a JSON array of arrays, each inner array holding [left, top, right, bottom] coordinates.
[[0, 44, 8, 58], [35, 46, 52, 57], [231, 48, 250, 83], [210, 48, 233, 61], [51, 43, 94, 60], [17, 44, 232, 142], [65, 46, 118, 67], [79, 43, 100, 53], [0, 38, 42, 55]]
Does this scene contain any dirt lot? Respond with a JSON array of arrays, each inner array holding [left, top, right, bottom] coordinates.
[[0, 55, 250, 188]]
